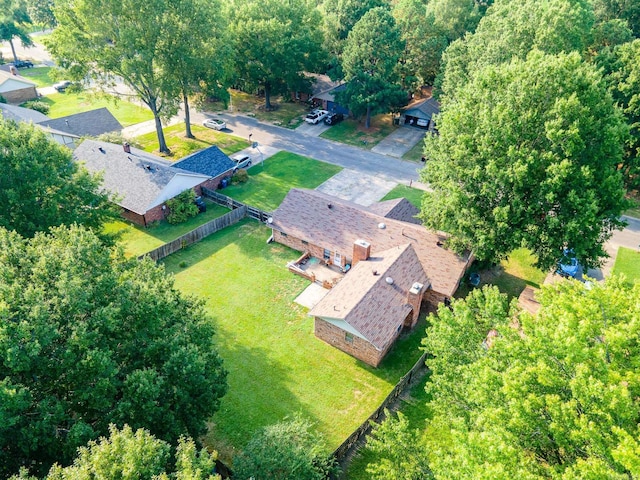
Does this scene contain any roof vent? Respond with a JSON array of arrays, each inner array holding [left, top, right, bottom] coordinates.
[[378, 222, 386, 229], [327, 203, 333, 209], [98, 147, 106, 154], [385, 277, 394, 285]]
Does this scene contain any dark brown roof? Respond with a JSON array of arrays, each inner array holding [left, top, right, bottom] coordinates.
[[367, 197, 421, 224], [271, 189, 471, 297]]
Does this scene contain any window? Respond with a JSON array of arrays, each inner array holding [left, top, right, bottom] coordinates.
[[345, 332, 354, 344], [323, 248, 330, 260]]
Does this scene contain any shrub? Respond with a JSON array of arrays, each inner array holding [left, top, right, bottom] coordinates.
[[231, 168, 249, 185], [0, 95, 6, 104], [166, 190, 199, 224], [22, 100, 50, 115]]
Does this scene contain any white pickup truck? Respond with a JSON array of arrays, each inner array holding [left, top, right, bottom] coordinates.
[[304, 109, 329, 124]]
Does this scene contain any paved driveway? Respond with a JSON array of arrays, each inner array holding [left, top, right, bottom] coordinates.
[[315, 169, 397, 206], [295, 120, 331, 137], [371, 126, 425, 158]]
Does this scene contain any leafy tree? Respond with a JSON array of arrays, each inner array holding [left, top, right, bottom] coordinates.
[[425, 0, 483, 41], [0, 118, 117, 238], [0, 0, 33, 63], [233, 416, 339, 480], [420, 50, 628, 270], [26, 0, 55, 29], [423, 279, 640, 479], [47, 0, 182, 154], [338, 7, 407, 128], [166, 189, 200, 224], [0, 226, 227, 477], [591, 0, 640, 37], [365, 410, 433, 480], [229, 0, 324, 111]]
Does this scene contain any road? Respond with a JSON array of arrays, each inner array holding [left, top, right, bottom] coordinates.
[[1, 33, 54, 66]]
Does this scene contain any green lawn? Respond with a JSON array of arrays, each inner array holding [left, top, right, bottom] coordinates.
[[104, 200, 230, 257], [612, 247, 640, 283], [18, 66, 55, 87], [403, 137, 426, 162], [39, 92, 154, 126], [134, 123, 250, 159], [625, 196, 640, 219], [320, 114, 397, 149], [222, 151, 342, 211], [160, 221, 428, 464], [380, 185, 426, 209]]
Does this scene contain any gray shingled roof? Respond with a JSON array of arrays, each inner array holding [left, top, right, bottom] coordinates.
[[0, 103, 50, 123], [313, 83, 347, 102], [404, 97, 440, 120], [38, 108, 123, 137], [74, 140, 209, 215], [173, 146, 235, 178]]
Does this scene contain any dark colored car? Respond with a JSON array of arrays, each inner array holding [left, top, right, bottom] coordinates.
[[53, 80, 73, 92], [13, 60, 34, 68], [324, 112, 344, 125]]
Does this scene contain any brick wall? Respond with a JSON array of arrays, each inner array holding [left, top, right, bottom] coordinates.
[[4, 86, 37, 104], [121, 203, 167, 227], [198, 173, 231, 193], [315, 318, 396, 368], [424, 288, 448, 308], [273, 230, 326, 261]]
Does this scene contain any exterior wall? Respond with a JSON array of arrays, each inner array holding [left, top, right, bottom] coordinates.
[[424, 288, 448, 308], [272, 230, 349, 266], [121, 203, 167, 227], [315, 317, 393, 368], [2, 86, 37, 104], [197, 171, 232, 194]]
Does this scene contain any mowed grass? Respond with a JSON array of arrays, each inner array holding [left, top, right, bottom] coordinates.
[[161, 221, 428, 463], [134, 123, 250, 159], [104, 200, 230, 257], [18, 66, 55, 87], [40, 92, 153, 126], [320, 114, 397, 149], [222, 151, 342, 211], [403, 137, 426, 162], [612, 247, 640, 283], [381, 185, 427, 209]]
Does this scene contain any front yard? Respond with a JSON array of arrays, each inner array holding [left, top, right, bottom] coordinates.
[[161, 220, 428, 463], [320, 114, 397, 149], [17, 66, 55, 87], [380, 185, 426, 209], [612, 247, 640, 283]]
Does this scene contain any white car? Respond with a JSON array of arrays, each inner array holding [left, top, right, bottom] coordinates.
[[203, 118, 226, 130], [304, 109, 329, 125], [231, 153, 252, 171]]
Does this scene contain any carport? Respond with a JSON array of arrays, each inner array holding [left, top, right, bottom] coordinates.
[[403, 97, 439, 130]]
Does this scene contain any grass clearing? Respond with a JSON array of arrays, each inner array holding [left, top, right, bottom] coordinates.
[[40, 92, 154, 126], [203, 89, 308, 129], [134, 123, 251, 159], [18, 66, 55, 87], [380, 185, 426, 209], [222, 151, 342, 211], [612, 247, 640, 283], [104, 200, 230, 257], [160, 221, 428, 463], [403, 137, 426, 162], [320, 114, 397, 149]]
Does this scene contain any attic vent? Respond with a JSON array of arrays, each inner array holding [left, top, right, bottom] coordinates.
[[378, 222, 386, 229], [385, 277, 394, 285]]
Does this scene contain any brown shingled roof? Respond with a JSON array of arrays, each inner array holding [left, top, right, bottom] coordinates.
[[309, 244, 428, 350], [270, 189, 471, 297], [367, 197, 421, 224]]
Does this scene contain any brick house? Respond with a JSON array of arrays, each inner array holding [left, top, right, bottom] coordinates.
[[74, 140, 215, 226], [269, 188, 472, 366], [0, 70, 37, 104]]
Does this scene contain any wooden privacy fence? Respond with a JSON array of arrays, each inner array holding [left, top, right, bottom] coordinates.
[[331, 351, 429, 465], [202, 187, 271, 223], [139, 206, 247, 262]]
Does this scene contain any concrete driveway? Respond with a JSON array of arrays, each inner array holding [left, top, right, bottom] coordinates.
[[295, 120, 331, 137], [315, 169, 397, 206], [371, 126, 425, 158]]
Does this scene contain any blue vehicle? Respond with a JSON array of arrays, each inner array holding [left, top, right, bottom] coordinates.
[[557, 249, 579, 278]]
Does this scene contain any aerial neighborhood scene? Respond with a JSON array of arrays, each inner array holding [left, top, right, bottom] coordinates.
[[2, 0, 640, 478]]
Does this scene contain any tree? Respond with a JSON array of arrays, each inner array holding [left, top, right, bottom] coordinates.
[[232, 416, 339, 480], [47, 0, 182, 154], [0, 118, 117, 238], [229, 0, 324, 111], [422, 279, 640, 479], [591, 0, 640, 37], [0, 226, 227, 477], [338, 7, 407, 128], [0, 0, 33, 63], [26, 0, 56, 29], [425, 0, 483, 41], [420, 50, 629, 270]]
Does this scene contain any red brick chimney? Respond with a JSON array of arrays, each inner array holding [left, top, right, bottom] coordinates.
[[405, 282, 425, 327], [352, 239, 371, 266]]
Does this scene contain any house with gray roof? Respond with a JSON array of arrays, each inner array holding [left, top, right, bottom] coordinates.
[[37, 107, 122, 139], [173, 146, 235, 181], [74, 140, 214, 226], [402, 97, 439, 129], [0, 70, 37, 104]]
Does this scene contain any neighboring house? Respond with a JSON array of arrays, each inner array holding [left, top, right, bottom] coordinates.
[[311, 82, 349, 115], [173, 145, 235, 189], [74, 140, 213, 226], [402, 97, 439, 130], [292, 73, 340, 103], [37, 107, 123, 139], [269, 188, 472, 366], [0, 70, 37, 104]]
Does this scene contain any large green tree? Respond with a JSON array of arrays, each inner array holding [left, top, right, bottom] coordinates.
[[338, 7, 406, 128], [0, 118, 117, 238], [425, 0, 483, 41], [0, 226, 227, 477], [47, 0, 182, 154], [26, 0, 55, 29], [420, 50, 628, 270], [229, 0, 324, 111], [0, 0, 32, 63], [423, 279, 640, 478]]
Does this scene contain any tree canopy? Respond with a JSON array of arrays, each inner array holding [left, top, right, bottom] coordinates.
[[420, 50, 628, 270], [0, 226, 227, 477], [0, 0, 33, 63], [0, 118, 117, 238], [423, 279, 640, 478]]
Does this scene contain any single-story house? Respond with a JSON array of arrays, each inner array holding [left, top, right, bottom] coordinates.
[[402, 97, 439, 130], [311, 82, 349, 115], [37, 107, 123, 139], [74, 140, 215, 226], [269, 188, 472, 366], [173, 145, 236, 189], [0, 69, 37, 104]]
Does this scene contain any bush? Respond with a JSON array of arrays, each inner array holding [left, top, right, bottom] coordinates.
[[231, 168, 249, 185], [166, 190, 200, 224], [22, 100, 50, 115], [0, 95, 6, 104]]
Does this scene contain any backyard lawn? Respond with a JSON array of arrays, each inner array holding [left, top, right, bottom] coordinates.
[[17, 66, 55, 87], [134, 123, 251, 159], [104, 200, 230, 257], [161, 220, 429, 464], [381, 185, 426, 209], [39, 92, 153, 126], [320, 114, 397, 149], [222, 151, 342, 211], [612, 247, 640, 283]]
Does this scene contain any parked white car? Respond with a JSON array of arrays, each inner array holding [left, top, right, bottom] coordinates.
[[304, 109, 329, 125], [203, 118, 226, 130]]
